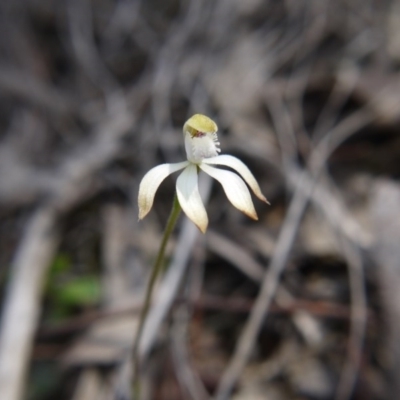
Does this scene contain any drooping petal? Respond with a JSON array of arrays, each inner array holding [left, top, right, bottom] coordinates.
[[138, 161, 189, 220], [176, 164, 208, 233], [200, 163, 259, 220], [202, 155, 269, 204]]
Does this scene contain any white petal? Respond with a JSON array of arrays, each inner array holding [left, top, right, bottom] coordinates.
[[184, 134, 220, 164], [138, 161, 188, 219], [176, 164, 208, 233], [202, 155, 269, 204], [200, 163, 258, 220]]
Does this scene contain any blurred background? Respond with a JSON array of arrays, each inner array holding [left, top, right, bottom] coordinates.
[[1, 0, 400, 399]]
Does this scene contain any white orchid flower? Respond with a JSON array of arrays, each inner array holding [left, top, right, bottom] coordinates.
[[138, 114, 269, 233]]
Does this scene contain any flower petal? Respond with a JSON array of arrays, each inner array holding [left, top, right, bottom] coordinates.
[[202, 155, 269, 204], [176, 164, 208, 233], [199, 163, 258, 220], [138, 161, 188, 219]]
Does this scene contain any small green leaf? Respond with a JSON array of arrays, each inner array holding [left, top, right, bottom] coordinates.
[[56, 276, 101, 307]]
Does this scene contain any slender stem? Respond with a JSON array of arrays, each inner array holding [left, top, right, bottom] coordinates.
[[132, 194, 181, 397]]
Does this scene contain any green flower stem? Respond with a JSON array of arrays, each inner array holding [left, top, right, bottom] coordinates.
[[132, 193, 181, 396]]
